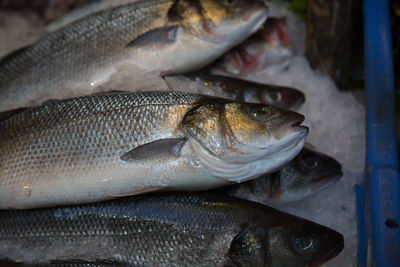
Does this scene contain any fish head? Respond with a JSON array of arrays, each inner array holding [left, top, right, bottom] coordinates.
[[247, 85, 305, 110], [270, 147, 343, 204], [197, 75, 305, 110], [267, 214, 344, 266], [212, 17, 294, 76], [171, 0, 269, 46], [181, 101, 308, 182], [294, 147, 343, 194]]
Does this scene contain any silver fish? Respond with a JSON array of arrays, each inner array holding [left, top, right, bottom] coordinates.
[[0, 91, 307, 209], [221, 146, 343, 205], [0, 193, 344, 267], [0, 0, 269, 112], [165, 73, 305, 110]]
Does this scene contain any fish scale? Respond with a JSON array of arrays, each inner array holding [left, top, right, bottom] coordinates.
[[0, 193, 344, 267], [0, 91, 308, 209], [0, 0, 174, 110], [0, 194, 247, 265], [0, 0, 271, 113], [0, 92, 204, 207]]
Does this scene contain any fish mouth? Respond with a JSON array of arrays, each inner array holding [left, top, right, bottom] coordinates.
[[310, 172, 343, 192], [307, 236, 344, 267], [261, 112, 308, 158], [286, 115, 308, 141]]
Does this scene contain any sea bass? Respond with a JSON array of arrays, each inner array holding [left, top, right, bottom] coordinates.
[[0, 0, 269, 112], [221, 146, 343, 205], [165, 73, 305, 109], [212, 17, 294, 77], [0, 91, 307, 209], [0, 193, 344, 267]]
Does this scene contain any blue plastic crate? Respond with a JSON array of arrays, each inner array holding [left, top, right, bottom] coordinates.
[[357, 0, 400, 266]]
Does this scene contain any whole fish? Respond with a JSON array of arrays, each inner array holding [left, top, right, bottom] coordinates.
[[212, 17, 294, 77], [0, 0, 269, 113], [0, 193, 344, 267], [221, 146, 343, 205], [0, 91, 308, 209], [165, 73, 305, 109]]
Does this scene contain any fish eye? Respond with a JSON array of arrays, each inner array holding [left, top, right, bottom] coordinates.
[[300, 155, 319, 170], [249, 105, 271, 121], [222, 0, 236, 6], [266, 92, 282, 103], [294, 233, 315, 252]]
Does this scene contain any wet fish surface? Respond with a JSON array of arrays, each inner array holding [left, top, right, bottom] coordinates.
[[167, 73, 305, 109], [0, 0, 269, 112], [0, 193, 344, 266], [220, 146, 343, 205], [47, 0, 140, 32], [0, 91, 307, 209]]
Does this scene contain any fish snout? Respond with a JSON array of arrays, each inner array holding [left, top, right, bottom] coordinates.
[[284, 89, 306, 110], [268, 109, 308, 144], [307, 230, 344, 267], [283, 111, 308, 136]]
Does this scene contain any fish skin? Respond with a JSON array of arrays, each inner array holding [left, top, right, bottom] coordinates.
[[46, 0, 141, 32], [0, 259, 121, 267], [174, 73, 305, 110], [0, 0, 269, 113], [211, 17, 294, 77], [220, 146, 343, 205], [0, 91, 307, 210], [0, 193, 344, 267]]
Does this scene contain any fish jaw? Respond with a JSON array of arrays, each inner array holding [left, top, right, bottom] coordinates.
[[189, 130, 307, 183]]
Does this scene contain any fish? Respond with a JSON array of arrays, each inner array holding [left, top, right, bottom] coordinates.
[[0, 193, 344, 266], [0, 91, 308, 209], [165, 73, 305, 110], [211, 17, 294, 77], [220, 146, 343, 205], [0, 0, 269, 113]]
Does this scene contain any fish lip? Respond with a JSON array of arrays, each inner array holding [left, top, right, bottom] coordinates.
[[292, 126, 309, 138], [291, 113, 305, 126]]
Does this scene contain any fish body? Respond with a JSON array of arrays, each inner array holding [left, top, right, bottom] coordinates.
[[167, 73, 305, 109], [46, 0, 140, 31], [0, 0, 269, 112], [221, 147, 343, 205], [212, 17, 294, 77], [0, 193, 344, 266], [0, 91, 307, 209]]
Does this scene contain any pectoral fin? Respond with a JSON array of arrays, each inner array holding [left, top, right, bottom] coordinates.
[[126, 26, 178, 49], [121, 138, 187, 162]]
